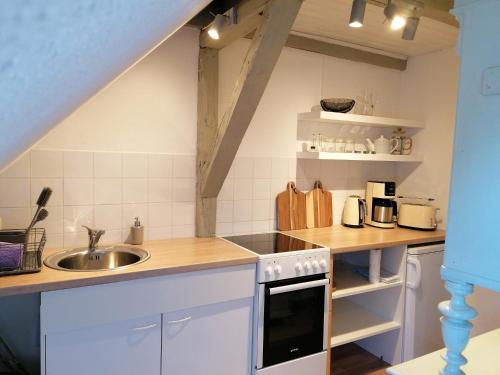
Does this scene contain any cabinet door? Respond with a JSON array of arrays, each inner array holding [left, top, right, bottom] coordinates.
[[45, 315, 161, 375], [162, 298, 253, 375]]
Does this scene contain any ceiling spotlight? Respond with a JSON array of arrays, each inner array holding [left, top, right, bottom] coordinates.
[[402, 16, 419, 40], [207, 14, 226, 40], [349, 0, 366, 28], [206, 8, 237, 40], [384, 1, 406, 30]]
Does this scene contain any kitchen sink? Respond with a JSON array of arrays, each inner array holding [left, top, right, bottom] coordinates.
[[44, 246, 150, 272]]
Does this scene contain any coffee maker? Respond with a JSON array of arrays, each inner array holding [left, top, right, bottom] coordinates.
[[365, 181, 397, 229]]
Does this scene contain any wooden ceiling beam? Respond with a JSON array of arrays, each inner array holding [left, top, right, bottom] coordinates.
[[199, 0, 270, 49], [199, 0, 303, 201]]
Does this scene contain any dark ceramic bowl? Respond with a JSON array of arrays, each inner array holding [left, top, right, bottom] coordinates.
[[320, 98, 355, 113]]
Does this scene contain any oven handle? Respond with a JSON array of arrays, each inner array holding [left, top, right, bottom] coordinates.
[[269, 278, 330, 295]]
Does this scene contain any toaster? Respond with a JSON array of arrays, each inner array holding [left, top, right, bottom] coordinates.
[[397, 203, 437, 231]]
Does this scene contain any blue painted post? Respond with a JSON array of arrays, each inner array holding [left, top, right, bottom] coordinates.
[[439, 280, 477, 375]]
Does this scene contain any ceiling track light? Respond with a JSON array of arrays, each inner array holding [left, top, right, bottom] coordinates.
[[384, 1, 407, 30], [207, 8, 237, 40], [349, 0, 366, 28], [402, 13, 420, 40]]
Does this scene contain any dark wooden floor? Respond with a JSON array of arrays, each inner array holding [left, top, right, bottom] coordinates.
[[331, 343, 389, 375]]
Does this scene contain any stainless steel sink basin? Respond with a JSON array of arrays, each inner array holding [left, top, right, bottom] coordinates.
[[44, 246, 150, 272]]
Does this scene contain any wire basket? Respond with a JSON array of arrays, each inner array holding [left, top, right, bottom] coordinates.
[[0, 228, 46, 276]]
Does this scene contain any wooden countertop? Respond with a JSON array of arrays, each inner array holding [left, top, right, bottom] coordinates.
[[0, 237, 258, 298], [388, 329, 500, 375], [283, 225, 446, 254]]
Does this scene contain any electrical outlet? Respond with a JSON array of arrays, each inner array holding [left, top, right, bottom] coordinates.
[[482, 66, 500, 96]]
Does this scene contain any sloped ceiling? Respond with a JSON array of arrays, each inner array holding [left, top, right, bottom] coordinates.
[[0, 0, 211, 171]]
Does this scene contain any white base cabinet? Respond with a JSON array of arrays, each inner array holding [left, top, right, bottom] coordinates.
[[163, 298, 252, 375], [45, 315, 162, 375], [41, 264, 255, 375]]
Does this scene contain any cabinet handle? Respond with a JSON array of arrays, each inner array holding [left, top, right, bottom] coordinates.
[[167, 316, 192, 324], [132, 323, 158, 331]]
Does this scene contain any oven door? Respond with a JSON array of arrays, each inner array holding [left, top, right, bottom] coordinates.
[[257, 275, 330, 369]]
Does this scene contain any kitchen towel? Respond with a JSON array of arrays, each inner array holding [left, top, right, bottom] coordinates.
[[0, 242, 23, 270]]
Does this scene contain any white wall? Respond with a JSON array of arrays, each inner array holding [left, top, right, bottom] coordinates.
[[397, 48, 459, 227]]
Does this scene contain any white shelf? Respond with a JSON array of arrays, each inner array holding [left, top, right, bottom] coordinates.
[[332, 262, 403, 300], [331, 299, 401, 348], [298, 111, 425, 129], [297, 151, 423, 162]]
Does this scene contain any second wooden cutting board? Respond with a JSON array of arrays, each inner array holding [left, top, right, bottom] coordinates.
[[306, 180, 333, 228]]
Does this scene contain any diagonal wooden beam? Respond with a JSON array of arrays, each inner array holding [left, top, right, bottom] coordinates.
[[200, 0, 303, 200]]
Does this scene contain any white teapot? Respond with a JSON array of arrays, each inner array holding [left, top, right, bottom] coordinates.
[[372, 135, 400, 154]]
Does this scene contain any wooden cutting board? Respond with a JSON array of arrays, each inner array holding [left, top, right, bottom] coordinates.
[[306, 180, 333, 228], [276, 182, 307, 231]]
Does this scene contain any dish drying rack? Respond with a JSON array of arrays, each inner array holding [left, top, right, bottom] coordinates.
[[0, 228, 46, 276]]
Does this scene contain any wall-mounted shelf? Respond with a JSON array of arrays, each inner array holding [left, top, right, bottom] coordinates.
[[298, 111, 425, 129], [332, 262, 403, 300], [297, 151, 423, 162], [331, 299, 401, 348]]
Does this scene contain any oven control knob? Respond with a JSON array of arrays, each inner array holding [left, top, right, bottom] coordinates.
[[319, 259, 328, 270], [295, 262, 304, 273], [274, 265, 282, 275], [265, 266, 273, 277], [312, 260, 319, 270], [304, 261, 311, 273]]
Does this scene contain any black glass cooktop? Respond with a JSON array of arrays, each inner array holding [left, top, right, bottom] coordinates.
[[223, 232, 321, 255]]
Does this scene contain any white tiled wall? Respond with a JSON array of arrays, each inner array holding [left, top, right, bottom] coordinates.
[[215, 157, 397, 236], [0, 150, 195, 248], [0, 150, 397, 246]]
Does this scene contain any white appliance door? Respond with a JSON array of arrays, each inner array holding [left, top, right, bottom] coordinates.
[[403, 246, 448, 361]]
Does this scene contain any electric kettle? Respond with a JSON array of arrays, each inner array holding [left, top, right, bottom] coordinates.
[[342, 196, 366, 228]]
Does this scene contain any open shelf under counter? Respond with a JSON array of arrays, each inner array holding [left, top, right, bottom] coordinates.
[[297, 151, 423, 162], [332, 262, 403, 300], [297, 111, 425, 129], [331, 299, 401, 348]]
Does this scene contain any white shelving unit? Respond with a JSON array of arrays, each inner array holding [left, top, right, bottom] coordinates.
[[331, 247, 407, 365], [298, 111, 425, 129], [331, 299, 401, 348], [332, 262, 403, 300], [297, 151, 423, 163]]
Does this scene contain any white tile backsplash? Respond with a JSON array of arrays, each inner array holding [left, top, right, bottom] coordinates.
[[148, 154, 173, 178], [234, 200, 252, 222], [1, 153, 30, 178], [123, 179, 148, 203], [123, 153, 148, 178], [148, 202, 172, 227], [94, 204, 122, 231], [0, 178, 30, 207], [148, 178, 172, 203], [94, 179, 122, 205], [94, 152, 122, 178], [0, 151, 395, 243], [173, 155, 195, 178], [234, 179, 253, 200], [63, 151, 93, 178], [31, 150, 63, 178], [172, 178, 196, 202], [63, 205, 94, 233], [64, 179, 93, 206], [0, 207, 31, 228]]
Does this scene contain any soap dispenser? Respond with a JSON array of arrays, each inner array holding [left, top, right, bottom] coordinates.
[[130, 217, 144, 245]]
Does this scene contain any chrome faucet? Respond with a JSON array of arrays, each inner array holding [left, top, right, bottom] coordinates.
[[82, 226, 106, 251]]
